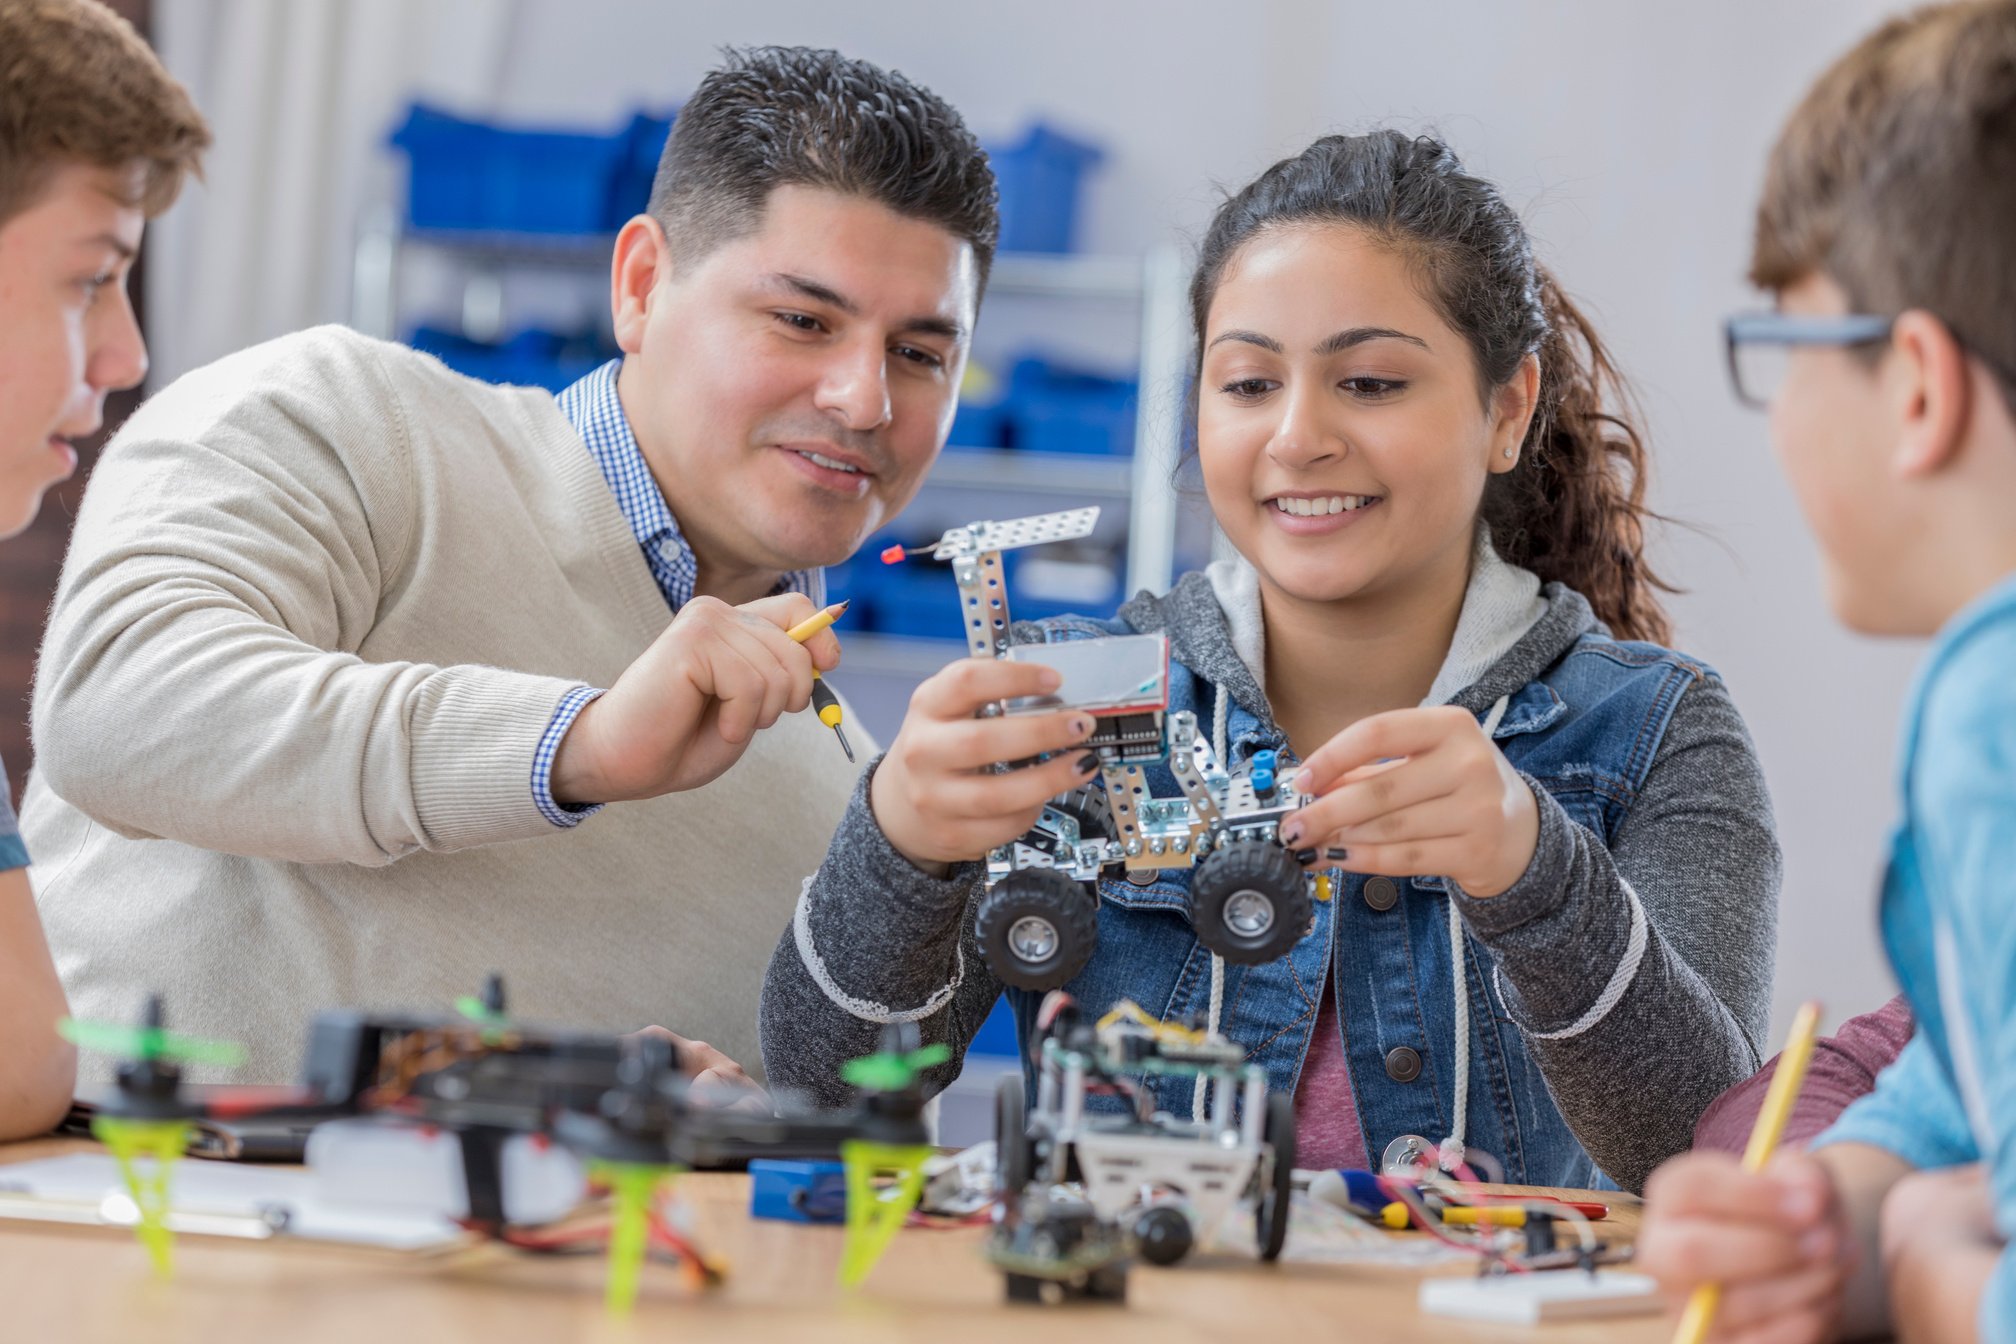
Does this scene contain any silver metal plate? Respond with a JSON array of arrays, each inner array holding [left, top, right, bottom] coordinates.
[[1002, 633, 1168, 715], [927, 507, 1101, 560]]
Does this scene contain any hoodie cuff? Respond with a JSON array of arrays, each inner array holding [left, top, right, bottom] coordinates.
[[796, 755, 984, 1001], [1447, 775, 1576, 936]]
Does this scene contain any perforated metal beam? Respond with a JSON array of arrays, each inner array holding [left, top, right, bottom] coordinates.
[[926, 507, 1100, 561]]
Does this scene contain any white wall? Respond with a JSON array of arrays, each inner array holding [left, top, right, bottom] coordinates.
[[154, 0, 1917, 1042]]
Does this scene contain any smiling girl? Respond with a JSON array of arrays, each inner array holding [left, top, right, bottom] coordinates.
[[762, 131, 1781, 1193]]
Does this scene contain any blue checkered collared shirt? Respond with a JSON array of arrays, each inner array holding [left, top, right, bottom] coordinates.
[[531, 359, 823, 826]]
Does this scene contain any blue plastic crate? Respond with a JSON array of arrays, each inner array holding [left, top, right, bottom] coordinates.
[[948, 399, 1011, 450], [390, 103, 629, 235], [970, 998, 1022, 1060], [410, 326, 610, 393], [986, 123, 1105, 254], [819, 548, 884, 634], [608, 110, 676, 228], [870, 560, 963, 638], [1005, 356, 1138, 456]]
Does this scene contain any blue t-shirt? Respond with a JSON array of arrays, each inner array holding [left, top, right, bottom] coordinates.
[[0, 755, 27, 872], [1814, 571, 2016, 1343]]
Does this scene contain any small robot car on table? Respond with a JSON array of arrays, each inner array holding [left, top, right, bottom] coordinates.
[[885, 507, 1322, 991], [987, 994, 1296, 1302]]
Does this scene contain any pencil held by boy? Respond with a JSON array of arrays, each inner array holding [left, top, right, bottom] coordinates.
[[0, 0, 208, 1138], [1637, 3, 2016, 1340]]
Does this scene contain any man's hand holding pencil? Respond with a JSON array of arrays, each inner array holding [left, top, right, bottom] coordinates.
[[549, 593, 845, 805]]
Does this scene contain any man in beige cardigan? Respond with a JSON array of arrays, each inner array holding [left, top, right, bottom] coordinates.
[[22, 46, 999, 1084]]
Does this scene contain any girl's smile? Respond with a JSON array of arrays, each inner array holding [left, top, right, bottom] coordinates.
[[1262, 490, 1385, 535]]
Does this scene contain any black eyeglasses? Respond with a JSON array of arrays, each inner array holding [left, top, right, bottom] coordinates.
[[1723, 312, 1894, 410]]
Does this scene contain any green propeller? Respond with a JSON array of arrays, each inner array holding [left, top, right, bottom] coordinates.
[[454, 996, 507, 1024], [840, 1042, 950, 1093], [57, 1017, 245, 1068], [454, 973, 514, 1044]]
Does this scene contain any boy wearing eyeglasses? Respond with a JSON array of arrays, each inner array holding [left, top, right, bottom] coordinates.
[[0, 0, 208, 1139], [1636, 3, 2016, 1341]]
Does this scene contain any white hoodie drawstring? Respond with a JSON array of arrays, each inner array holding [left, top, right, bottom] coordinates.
[[1440, 692, 1511, 1170], [1193, 682, 1233, 1121], [1186, 681, 1512, 1163]]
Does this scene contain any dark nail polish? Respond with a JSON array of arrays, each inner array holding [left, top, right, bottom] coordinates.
[[1077, 752, 1100, 774], [1280, 823, 1303, 846], [1293, 848, 1318, 866], [1324, 847, 1350, 862]]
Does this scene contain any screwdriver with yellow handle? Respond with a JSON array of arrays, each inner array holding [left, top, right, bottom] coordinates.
[[785, 600, 854, 763], [1380, 1202, 1532, 1229]]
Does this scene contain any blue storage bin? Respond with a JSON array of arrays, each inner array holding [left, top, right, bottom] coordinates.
[[948, 399, 1011, 449], [871, 560, 963, 638], [410, 325, 609, 393], [986, 123, 1105, 254], [608, 110, 676, 228], [1005, 356, 1138, 456], [390, 103, 629, 235], [819, 547, 885, 634], [969, 998, 1021, 1060]]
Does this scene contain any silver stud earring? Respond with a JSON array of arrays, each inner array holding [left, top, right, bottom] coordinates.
[[1502, 446, 1516, 459]]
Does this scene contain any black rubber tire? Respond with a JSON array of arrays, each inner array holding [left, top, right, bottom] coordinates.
[[1133, 1205, 1194, 1266], [1085, 1262, 1129, 1303], [1188, 843, 1312, 964], [1042, 784, 1113, 843], [996, 1073, 1033, 1197], [976, 868, 1099, 991], [1004, 1272, 1046, 1304], [1255, 1089, 1296, 1262]]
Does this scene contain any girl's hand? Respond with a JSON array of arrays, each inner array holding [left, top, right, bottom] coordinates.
[[870, 656, 1101, 873], [1279, 705, 1539, 897]]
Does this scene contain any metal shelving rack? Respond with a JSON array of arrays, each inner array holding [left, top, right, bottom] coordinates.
[[350, 213, 1194, 711]]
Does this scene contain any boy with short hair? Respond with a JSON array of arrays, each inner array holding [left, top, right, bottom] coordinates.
[[0, 0, 208, 1137], [1636, 3, 2016, 1339]]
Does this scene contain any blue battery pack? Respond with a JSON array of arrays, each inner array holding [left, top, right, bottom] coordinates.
[[748, 1158, 847, 1224]]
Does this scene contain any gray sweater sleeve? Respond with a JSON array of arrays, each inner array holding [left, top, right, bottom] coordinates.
[[760, 756, 1005, 1109], [1453, 673, 1781, 1192]]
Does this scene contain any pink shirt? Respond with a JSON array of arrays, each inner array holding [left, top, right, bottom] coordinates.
[[1293, 975, 1370, 1171], [1693, 995, 1914, 1153]]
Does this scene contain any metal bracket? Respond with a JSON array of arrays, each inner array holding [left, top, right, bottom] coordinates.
[[952, 551, 1013, 659], [926, 507, 1100, 561], [1165, 711, 1226, 831], [1101, 764, 1162, 872]]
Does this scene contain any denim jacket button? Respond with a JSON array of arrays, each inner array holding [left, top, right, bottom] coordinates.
[[1384, 1046, 1422, 1083], [1363, 876, 1399, 911]]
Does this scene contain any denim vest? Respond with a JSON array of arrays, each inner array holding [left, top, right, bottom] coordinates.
[[999, 612, 1709, 1189]]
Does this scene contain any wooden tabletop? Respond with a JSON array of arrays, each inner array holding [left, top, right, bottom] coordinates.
[[0, 1137, 1676, 1344]]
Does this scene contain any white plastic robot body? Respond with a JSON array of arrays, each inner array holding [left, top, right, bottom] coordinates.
[[1026, 1018, 1275, 1253]]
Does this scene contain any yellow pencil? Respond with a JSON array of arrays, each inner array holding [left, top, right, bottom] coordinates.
[[785, 601, 854, 761], [785, 599, 849, 644], [1670, 1000, 1825, 1344]]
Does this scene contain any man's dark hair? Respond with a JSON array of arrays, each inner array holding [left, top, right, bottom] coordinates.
[[648, 46, 998, 290]]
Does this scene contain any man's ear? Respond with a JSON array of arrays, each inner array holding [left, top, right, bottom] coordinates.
[[1888, 309, 1973, 481], [1488, 352, 1541, 475], [610, 215, 670, 355]]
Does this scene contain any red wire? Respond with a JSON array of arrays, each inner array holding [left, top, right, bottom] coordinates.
[[1036, 991, 1076, 1033], [1373, 1173, 1526, 1268]]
